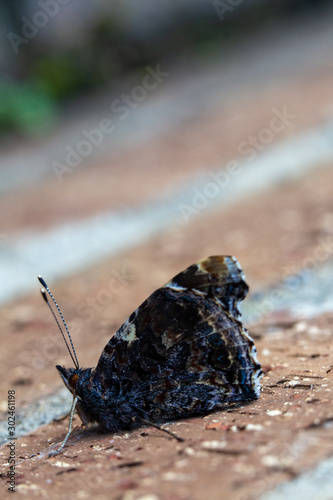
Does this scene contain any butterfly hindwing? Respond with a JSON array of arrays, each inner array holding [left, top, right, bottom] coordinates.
[[94, 256, 261, 422]]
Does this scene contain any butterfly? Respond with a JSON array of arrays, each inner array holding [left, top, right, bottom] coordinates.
[[38, 256, 262, 455]]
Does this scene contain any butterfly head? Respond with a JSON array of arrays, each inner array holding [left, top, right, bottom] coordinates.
[[56, 364, 96, 428], [56, 365, 80, 395]]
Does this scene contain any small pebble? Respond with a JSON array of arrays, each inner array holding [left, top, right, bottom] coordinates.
[[246, 423, 264, 431], [262, 455, 281, 467], [136, 495, 160, 500], [266, 410, 282, 417], [201, 440, 227, 451]]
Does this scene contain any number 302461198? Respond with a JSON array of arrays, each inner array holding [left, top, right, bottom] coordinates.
[[8, 390, 15, 436]]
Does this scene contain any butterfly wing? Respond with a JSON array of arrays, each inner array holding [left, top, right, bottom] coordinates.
[[94, 256, 261, 420]]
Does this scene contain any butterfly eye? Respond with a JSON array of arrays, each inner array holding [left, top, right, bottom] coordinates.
[[69, 373, 79, 390]]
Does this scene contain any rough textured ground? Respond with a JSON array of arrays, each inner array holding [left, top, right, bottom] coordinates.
[[2, 309, 333, 500]]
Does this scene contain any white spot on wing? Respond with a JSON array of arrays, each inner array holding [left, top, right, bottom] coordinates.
[[164, 280, 187, 291], [118, 322, 137, 345]]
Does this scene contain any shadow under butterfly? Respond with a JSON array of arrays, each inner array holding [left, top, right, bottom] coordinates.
[[38, 255, 262, 456]]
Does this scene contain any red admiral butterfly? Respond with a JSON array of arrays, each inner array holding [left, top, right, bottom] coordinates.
[[38, 256, 262, 455]]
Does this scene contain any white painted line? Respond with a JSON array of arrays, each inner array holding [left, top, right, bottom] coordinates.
[[243, 258, 333, 324], [1, 118, 333, 305], [0, 388, 72, 445], [260, 455, 333, 500]]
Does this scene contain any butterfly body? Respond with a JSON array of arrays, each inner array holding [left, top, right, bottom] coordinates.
[[56, 256, 262, 432]]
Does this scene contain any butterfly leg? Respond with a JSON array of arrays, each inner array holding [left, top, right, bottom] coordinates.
[[137, 418, 184, 442], [49, 396, 78, 457], [53, 412, 71, 423]]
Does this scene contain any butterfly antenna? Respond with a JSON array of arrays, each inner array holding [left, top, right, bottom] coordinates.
[[38, 276, 79, 370]]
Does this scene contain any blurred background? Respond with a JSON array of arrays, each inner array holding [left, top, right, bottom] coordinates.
[[1, 4, 333, 494], [0, 0, 333, 303], [1, 0, 331, 140]]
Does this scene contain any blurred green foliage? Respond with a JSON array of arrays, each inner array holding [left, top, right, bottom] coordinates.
[[0, 0, 330, 139], [0, 80, 57, 136]]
